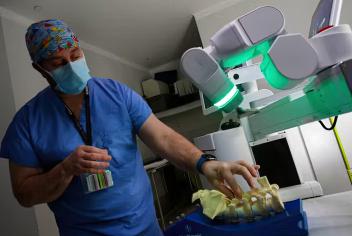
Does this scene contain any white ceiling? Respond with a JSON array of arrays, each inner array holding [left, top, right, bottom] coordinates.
[[0, 0, 235, 68]]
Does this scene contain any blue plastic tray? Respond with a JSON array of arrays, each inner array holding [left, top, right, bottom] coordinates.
[[164, 199, 308, 236]]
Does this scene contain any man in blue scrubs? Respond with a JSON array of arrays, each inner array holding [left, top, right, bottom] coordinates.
[[0, 19, 259, 236]]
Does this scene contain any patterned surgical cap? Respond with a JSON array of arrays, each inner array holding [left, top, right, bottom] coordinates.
[[25, 19, 80, 63]]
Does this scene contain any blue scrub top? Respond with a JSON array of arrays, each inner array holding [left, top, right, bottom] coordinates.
[[0, 78, 163, 236]]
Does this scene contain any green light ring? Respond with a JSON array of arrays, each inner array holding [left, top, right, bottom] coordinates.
[[223, 89, 244, 113], [214, 85, 241, 108]]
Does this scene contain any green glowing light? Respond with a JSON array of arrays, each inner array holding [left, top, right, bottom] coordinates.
[[220, 38, 297, 90], [260, 54, 297, 90], [221, 40, 272, 69], [220, 38, 301, 92], [214, 85, 240, 108]]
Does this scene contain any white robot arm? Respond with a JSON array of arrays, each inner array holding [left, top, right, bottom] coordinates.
[[180, 6, 285, 113], [180, 1, 352, 117]]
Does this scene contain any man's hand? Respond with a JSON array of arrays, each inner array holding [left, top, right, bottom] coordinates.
[[62, 145, 112, 176], [202, 160, 260, 198], [8, 146, 111, 207]]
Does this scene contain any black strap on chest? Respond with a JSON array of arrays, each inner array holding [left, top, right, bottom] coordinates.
[[60, 87, 92, 145]]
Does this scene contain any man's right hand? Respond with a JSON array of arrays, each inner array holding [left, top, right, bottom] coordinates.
[[62, 145, 112, 176]]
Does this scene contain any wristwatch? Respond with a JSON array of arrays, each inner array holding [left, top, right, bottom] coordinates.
[[196, 153, 217, 174]]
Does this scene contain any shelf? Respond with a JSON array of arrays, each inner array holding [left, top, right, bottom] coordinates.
[[155, 100, 201, 119], [144, 159, 169, 171]]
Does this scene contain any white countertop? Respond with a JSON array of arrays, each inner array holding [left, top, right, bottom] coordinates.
[[303, 191, 352, 236]]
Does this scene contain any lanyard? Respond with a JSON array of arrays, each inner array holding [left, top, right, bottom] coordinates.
[[60, 87, 92, 146]]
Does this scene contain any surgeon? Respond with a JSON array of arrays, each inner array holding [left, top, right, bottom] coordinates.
[[0, 19, 259, 236]]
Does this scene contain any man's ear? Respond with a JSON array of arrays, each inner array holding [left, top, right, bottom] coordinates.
[[32, 63, 57, 88]]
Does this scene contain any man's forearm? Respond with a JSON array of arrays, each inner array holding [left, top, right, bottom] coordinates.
[[159, 129, 203, 172], [13, 162, 74, 207], [139, 115, 260, 198], [138, 115, 203, 172]]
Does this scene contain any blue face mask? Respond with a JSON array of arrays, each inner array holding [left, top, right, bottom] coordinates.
[[50, 57, 91, 94]]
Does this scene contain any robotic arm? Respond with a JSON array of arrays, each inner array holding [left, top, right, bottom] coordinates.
[[180, 6, 285, 113], [180, 0, 352, 140]]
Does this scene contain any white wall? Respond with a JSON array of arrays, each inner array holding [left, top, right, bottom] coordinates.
[[81, 42, 150, 94], [84, 48, 148, 94], [1, 15, 48, 110], [0, 7, 150, 236], [0, 16, 39, 236], [149, 59, 179, 75], [300, 121, 352, 194], [335, 113, 352, 168]]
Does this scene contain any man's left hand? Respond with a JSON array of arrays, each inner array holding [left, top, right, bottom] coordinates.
[[202, 160, 260, 198]]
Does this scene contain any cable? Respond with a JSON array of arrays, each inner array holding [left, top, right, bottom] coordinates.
[[329, 117, 352, 184], [319, 116, 338, 131]]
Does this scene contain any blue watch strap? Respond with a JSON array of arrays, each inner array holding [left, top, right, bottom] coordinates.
[[196, 156, 207, 174], [196, 154, 216, 174]]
